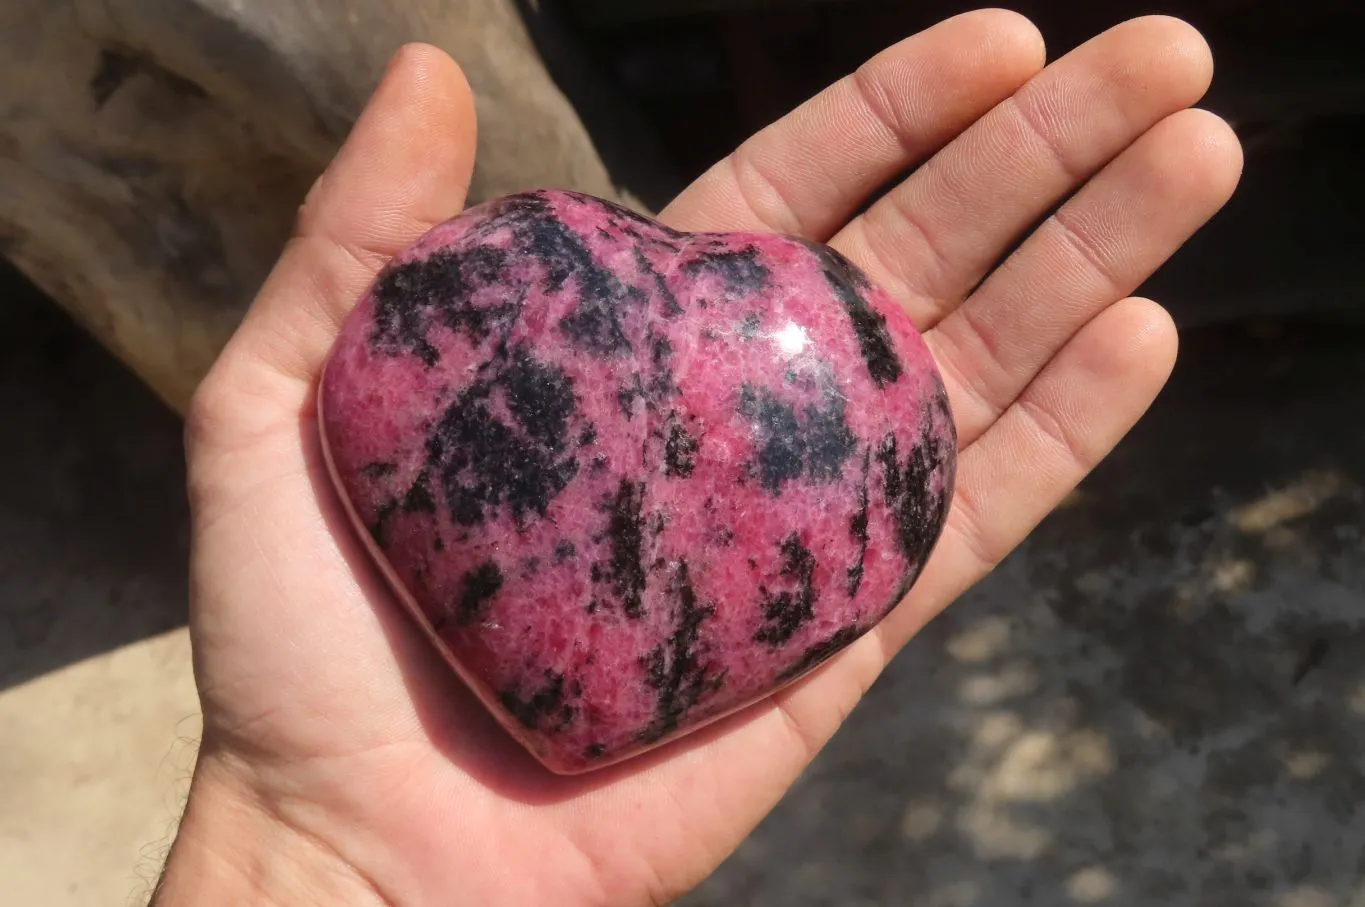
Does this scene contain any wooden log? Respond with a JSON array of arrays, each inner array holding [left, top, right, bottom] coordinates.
[[0, 0, 672, 413], [565, 0, 843, 24]]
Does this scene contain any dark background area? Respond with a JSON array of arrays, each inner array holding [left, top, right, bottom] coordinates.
[[551, 0, 1365, 327]]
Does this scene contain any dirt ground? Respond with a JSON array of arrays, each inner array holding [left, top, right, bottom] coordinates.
[[3, 252, 1365, 907], [0, 265, 198, 904]]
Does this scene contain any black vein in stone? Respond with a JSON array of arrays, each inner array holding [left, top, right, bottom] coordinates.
[[639, 560, 720, 742], [754, 534, 818, 646]]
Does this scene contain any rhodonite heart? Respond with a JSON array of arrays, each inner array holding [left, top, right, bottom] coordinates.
[[319, 189, 956, 773]]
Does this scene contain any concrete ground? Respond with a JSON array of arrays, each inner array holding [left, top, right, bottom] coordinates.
[[4, 289, 1365, 903]]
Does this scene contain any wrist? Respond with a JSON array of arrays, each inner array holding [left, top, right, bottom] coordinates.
[[151, 749, 390, 907]]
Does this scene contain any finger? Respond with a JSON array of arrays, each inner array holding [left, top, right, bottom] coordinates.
[[876, 296, 1178, 652], [220, 43, 478, 399], [830, 15, 1214, 326], [929, 108, 1242, 447], [660, 9, 1045, 238]]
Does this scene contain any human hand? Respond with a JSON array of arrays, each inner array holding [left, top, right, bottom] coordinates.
[[154, 11, 1241, 906]]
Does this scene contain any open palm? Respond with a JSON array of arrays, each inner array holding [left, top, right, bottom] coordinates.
[[161, 11, 1241, 907]]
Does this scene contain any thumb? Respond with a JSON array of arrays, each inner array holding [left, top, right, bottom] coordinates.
[[188, 43, 478, 460]]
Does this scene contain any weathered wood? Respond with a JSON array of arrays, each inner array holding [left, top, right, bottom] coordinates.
[[566, 0, 842, 24], [0, 0, 669, 412]]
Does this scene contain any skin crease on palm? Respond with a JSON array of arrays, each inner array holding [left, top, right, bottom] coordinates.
[[152, 9, 1243, 907]]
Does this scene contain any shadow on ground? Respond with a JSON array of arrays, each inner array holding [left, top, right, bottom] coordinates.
[[0, 259, 188, 691], [682, 322, 1365, 906]]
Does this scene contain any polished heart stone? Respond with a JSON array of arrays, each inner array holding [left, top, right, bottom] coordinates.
[[319, 189, 956, 774]]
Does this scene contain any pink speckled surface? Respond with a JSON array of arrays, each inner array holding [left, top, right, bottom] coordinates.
[[319, 190, 955, 773]]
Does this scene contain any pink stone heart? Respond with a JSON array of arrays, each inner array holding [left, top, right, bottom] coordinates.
[[318, 190, 955, 773]]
